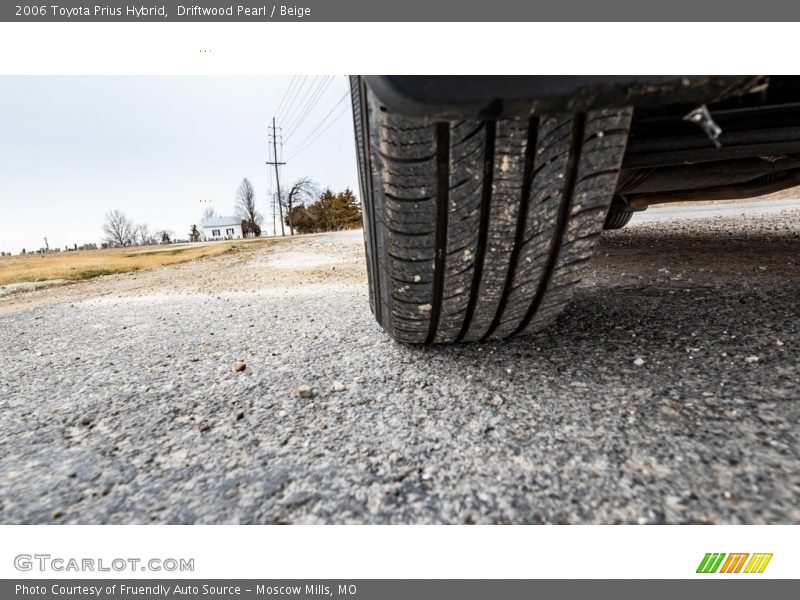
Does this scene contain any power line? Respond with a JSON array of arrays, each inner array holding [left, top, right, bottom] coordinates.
[[286, 103, 350, 161], [275, 78, 300, 124], [286, 90, 349, 153], [273, 75, 297, 121], [275, 75, 302, 122], [282, 75, 325, 133], [284, 76, 335, 142], [277, 75, 314, 128], [276, 75, 308, 124], [289, 103, 349, 160], [286, 91, 350, 160]]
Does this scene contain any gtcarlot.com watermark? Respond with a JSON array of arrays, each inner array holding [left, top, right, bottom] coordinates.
[[14, 554, 195, 572]]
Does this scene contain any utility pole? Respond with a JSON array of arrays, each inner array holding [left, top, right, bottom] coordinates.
[[267, 117, 287, 236], [268, 143, 276, 236]]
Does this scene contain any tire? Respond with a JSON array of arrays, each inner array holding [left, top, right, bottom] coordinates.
[[351, 76, 632, 344], [603, 204, 635, 230]]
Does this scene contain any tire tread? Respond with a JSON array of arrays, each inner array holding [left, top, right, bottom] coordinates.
[[351, 76, 632, 344]]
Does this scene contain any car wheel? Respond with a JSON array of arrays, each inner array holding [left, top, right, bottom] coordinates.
[[351, 76, 632, 343], [603, 203, 635, 229]]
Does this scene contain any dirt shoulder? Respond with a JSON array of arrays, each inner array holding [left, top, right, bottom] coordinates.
[[0, 230, 367, 315], [5, 205, 800, 316]]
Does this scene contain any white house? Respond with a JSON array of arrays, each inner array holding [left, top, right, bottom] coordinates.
[[200, 216, 243, 240]]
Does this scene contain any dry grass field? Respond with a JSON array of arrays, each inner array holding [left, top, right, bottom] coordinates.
[[0, 239, 269, 286]]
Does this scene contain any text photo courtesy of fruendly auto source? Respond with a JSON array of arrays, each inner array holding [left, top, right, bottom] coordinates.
[[1, 76, 798, 524]]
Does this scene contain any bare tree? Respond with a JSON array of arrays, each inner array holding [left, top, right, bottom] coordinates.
[[202, 206, 218, 222], [188, 225, 201, 242], [134, 223, 156, 246], [235, 178, 263, 237], [103, 210, 134, 247], [283, 177, 318, 235], [156, 230, 174, 244]]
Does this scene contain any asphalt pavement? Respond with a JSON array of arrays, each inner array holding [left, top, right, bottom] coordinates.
[[1, 204, 798, 524]]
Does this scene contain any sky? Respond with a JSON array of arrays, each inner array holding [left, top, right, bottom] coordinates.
[[0, 76, 358, 253]]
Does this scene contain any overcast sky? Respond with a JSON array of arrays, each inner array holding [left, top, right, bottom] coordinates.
[[0, 76, 357, 253]]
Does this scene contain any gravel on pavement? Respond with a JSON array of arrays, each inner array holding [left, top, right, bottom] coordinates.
[[1, 208, 799, 524]]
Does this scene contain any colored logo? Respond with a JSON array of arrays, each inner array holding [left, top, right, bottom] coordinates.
[[696, 553, 773, 574]]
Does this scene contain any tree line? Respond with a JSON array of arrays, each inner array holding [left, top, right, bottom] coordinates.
[[102, 209, 174, 247], [102, 176, 362, 248], [232, 176, 361, 237], [285, 187, 361, 234]]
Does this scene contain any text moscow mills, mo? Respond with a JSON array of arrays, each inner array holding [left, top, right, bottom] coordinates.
[[16, 583, 359, 596]]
